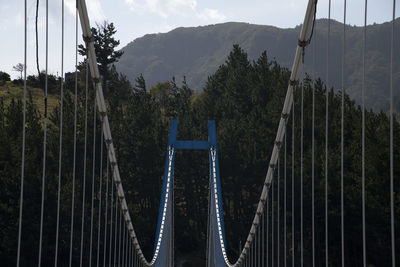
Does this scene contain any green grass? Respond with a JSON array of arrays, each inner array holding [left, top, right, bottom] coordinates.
[[0, 81, 59, 115]]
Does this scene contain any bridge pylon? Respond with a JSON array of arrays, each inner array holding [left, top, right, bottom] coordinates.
[[153, 120, 227, 266]]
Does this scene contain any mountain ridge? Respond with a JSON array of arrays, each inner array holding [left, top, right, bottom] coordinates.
[[116, 19, 400, 112]]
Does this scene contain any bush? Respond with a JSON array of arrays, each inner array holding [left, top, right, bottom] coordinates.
[[0, 71, 11, 82], [12, 79, 23, 86]]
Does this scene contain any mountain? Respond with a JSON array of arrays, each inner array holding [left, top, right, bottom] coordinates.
[[116, 19, 400, 113]]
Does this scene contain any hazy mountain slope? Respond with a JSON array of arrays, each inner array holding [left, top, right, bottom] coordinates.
[[116, 19, 400, 112]]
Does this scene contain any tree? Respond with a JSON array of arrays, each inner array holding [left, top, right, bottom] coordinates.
[[78, 21, 123, 84], [12, 63, 24, 80]]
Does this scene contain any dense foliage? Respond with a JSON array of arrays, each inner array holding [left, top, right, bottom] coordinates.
[[0, 44, 399, 267]]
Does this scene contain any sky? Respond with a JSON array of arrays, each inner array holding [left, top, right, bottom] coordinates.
[[0, 0, 398, 79]]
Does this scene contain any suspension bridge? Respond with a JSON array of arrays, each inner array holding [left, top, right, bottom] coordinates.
[[10, 0, 398, 266]]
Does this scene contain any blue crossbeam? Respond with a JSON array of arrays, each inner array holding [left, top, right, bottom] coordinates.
[[174, 140, 210, 150]]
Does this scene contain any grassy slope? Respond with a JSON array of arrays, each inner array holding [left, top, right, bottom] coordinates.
[[0, 81, 59, 115]]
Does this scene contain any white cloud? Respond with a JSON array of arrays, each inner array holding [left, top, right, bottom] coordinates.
[[64, 0, 105, 21], [124, 0, 226, 22], [197, 8, 226, 22], [86, 0, 105, 22], [145, 0, 196, 18]]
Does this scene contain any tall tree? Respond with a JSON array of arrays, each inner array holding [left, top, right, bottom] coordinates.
[[79, 21, 123, 86]]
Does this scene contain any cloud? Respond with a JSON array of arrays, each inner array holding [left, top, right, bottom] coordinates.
[[86, 0, 105, 21], [145, 0, 197, 18], [125, 0, 226, 22], [64, 0, 104, 22], [197, 8, 226, 22]]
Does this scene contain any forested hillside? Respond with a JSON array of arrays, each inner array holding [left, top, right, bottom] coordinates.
[[117, 19, 400, 113], [1, 45, 399, 266]]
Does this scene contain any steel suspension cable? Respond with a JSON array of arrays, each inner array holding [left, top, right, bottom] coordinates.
[[225, 2, 316, 265], [69, 5, 79, 266], [256, 225, 261, 266], [292, 96, 295, 267], [262, 210, 265, 267], [258, 222, 260, 266], [80, 45, 89, 267], [96, 118, 104, 267], [284, 133, 287, 267], [341, 1, 347, 266], [249, 242, 251, 267], [103, 152, 109, 267], [311, 16, 317, 267], [133, 248, 135, 267], [89, 92, 97, 267], [16, 0, 28, 265], [114, 199, 118, 267], [390, 1, 396, 266], [278, 156, 280, 267], [362, 1, 367, 266], [301, 68, 304, 267], [267, 185, 269, 267], [272, 171, 275, 267], [325, 1, 331, 266], [128, 234, 131, 267], [248, 247, 250, 267], [250, 236, 252, 266], [126, 222, 129, 266], [109, 177, 114, 267], [38, 0, 49, 265], [130, 236, 133, 267], [54, 0, 65, 265], [252, 238, 255, 266], [119, 203, 122, 266], [126, 225, 129, 267], [133, 239, 135, 267], [122, 219, 126, 267]]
